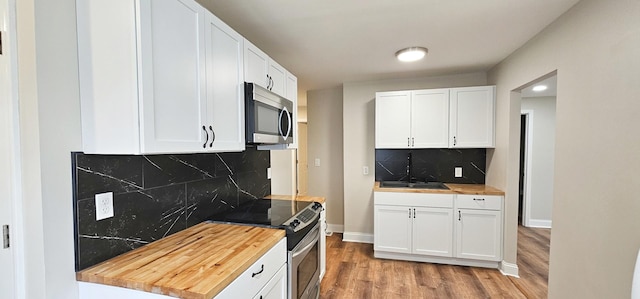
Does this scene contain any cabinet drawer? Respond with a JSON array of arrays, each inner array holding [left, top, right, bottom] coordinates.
[[375, 192, 454, 208], [215, 237, 287, 299], [456, 195, 502, 210]]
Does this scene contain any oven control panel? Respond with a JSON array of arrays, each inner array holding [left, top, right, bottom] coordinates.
[[283, 204, 321, 232]]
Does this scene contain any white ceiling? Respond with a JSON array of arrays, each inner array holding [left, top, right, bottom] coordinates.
[[521, 75, 557, 98], [197, 0, 579, 102]]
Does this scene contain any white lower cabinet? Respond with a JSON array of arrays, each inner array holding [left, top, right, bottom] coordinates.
[[374, 192, 454, 257], [455, 195, 503, 261], [215, 238, 287, 299], [253, 264, 287, 299], [374, 191, 503, 268]]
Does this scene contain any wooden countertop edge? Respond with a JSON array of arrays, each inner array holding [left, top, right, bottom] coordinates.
[[373, 181, 505, 196], [76, 223, 286, 299], [265, 194, 326, 204]]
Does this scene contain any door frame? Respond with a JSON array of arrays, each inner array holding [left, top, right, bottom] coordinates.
[[1, 0, 26, 296], [520, 110, 534, 227]]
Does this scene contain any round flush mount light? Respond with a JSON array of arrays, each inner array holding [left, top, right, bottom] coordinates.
[[532, 85, 548, 92], [395, 47, 428, 62]]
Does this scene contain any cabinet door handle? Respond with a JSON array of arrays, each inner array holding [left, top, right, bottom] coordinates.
[[473, 198, 485, 201], [458, 210, 461, 221], [202, 125, 208, 148], [408, 208, 411, 218], [251, 264, 264, 277], [407, 137, 410, 147], [209, 125, 215, 148], [266, 74, 270, 89], [453, 136, 457, 146], [412, 137, 415, 147], [413, 208, 416, 218]]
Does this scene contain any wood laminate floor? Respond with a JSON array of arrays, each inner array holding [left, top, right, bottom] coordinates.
[[320, 225, 550, 299]]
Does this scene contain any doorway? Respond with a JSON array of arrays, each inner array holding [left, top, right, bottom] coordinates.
[[517, 74, 556, 229]]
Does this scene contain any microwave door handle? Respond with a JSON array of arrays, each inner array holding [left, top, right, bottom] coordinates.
[[278, 108, 286, 140], [283, 106, 292, 140]]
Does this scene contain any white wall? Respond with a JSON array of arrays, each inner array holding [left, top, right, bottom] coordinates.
[[16, 0, 82, 298], [522, 96, 556, 227], [341, 73, 487, 240], [487, 0, 640, 297], [15, 0, 47, 297], [270, 149, 296, 195], [307, 87, 344, 231]]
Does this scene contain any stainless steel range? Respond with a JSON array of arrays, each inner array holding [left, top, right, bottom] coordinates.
[[209, 199, 322, 299]]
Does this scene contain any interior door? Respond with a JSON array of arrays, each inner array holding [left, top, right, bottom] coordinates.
[[0, 0, 16, 296]]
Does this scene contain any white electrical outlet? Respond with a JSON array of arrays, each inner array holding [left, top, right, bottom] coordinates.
[[95, 192, 114, 221], [455, 167, 463, 178], [314, 158, 320, 167], [363, 166, 369, 175], [267, 167, 272, 179]]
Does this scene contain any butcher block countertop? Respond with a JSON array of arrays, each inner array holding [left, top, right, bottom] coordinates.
[[265, 194, 326, 204], [374, 182, 505, 196], [76, 222, 285, 299]]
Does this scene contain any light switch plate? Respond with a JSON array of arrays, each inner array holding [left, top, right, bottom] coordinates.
[[95, 192, 114, 221], [314, 158, 320, 167], [363, 166, 369, 175], [455, 167, 463, 178]]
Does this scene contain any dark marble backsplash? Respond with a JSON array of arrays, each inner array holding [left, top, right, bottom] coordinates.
[[375, 149, 486, 184], [72, 147, 270, 271]]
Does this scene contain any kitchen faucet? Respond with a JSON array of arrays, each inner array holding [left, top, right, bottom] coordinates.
[[406, 152, 414, 183]]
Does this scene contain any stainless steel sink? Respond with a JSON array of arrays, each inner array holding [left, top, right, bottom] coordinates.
[[380, 181, 449, 190]]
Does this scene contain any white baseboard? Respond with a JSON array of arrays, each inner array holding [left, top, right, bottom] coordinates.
[[342, 232, 373, 244], [528, 219, 552, 228], [500, 261, 520, 277], [326, 224, 343, 234]]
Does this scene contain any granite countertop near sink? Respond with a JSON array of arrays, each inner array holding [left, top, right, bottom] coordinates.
[[76, 222, 285, 299], [374, 181, 505, 195]]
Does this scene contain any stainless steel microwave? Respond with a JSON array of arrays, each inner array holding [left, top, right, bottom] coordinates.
[[245, 82, 294, 145]]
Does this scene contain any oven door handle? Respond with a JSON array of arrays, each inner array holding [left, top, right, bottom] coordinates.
[[292, 229, 319, 259]]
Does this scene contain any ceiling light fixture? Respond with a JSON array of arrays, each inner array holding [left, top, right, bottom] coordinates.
[[532, 85, 548, 92], [395, 47, 428, 62]]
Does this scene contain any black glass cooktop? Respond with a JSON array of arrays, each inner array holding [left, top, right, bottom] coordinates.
[[209, 199, 313, 228]]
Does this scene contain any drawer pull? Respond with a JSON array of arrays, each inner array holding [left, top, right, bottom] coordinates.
[[251, 264, 264, 277], [473, 198, 485, 201]]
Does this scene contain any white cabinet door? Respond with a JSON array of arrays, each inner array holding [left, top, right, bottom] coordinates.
[[411, 89, 450, 148], [375, 91, 411, 148], [374, 205, 412, 254], [268, 59, 286, 97], [253, 264, 287, 299], [205, 12, 245, 152], [138, 0, 207, 153], [455, 209, 502, 261], [244, 40, 270, 89], [449, 86, 495, 148], [412, 207, 453, 257]]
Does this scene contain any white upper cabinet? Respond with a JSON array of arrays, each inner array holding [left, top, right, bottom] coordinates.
[[449, 86, 495, 148], [243, 39, 292, 99], [375, 91, 412, 148], [77, 0, 245, 154], [268, 59, 287, 97], [204, 12, 245, 152], [138, 0, 207, 153], [244, 41, 270, 89], [375, 86, 495, 149], [411, 89, 450, 148]]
